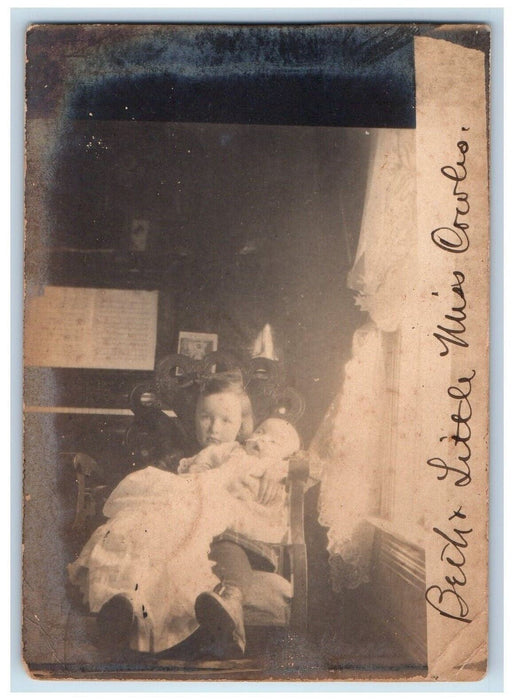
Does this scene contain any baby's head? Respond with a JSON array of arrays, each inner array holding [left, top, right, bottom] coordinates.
[[245, 418, 300, 460], [195, 371, 254, 447]]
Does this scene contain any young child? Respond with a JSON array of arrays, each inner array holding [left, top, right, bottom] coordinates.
[[180, 417, 300, 541], [68, 417, 300, 654]]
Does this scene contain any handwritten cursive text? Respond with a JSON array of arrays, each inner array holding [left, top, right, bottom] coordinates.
[[427, 369, 475, 487], [431, 140, 470, 253], [433, 271, 468, 357], [425, 506, 472, 623]]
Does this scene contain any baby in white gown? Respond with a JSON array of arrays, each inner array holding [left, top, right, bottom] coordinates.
[[68, 418, 300, 653]]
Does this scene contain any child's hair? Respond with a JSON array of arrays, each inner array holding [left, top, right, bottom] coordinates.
[[198, 370, 254, 441]]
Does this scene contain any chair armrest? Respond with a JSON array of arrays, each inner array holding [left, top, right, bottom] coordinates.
[[287, 452, 309, 633], [71, 453, 106, 531], [287, 451, 310, 483]]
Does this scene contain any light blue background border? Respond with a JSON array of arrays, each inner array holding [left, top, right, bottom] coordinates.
[[11, 6, 504, 693]]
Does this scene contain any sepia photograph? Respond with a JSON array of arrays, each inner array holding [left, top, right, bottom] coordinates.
[[22, 22, 490, 681], [178, 331, 218, 361]]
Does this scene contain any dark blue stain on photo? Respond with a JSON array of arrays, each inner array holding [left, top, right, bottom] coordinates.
[[27, 24, 418, 128]]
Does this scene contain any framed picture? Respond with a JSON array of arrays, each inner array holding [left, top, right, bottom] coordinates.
[[129, 217, 151, 252], [177, 331, 218, 361]]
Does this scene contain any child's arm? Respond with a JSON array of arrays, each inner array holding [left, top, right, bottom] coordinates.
[[177, 442, 239, 474], [253, 458, 289, 505], [228, 456, 289, 506]]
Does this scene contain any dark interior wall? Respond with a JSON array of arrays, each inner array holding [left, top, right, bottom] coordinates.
[[46, 121, 369, 443], [25, 22, 416, 445]]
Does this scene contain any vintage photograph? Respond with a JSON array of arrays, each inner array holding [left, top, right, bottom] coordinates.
[[178, 331, 218, 361], [22, 23, 490, 681]]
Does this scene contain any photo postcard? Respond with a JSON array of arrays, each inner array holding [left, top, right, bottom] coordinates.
[[22, 22, 490, 681]]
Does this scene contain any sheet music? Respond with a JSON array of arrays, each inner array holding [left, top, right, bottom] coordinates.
[[24, 286, 158, 370]]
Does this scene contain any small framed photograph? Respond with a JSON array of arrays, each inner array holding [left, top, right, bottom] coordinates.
[[129, 217, 150, 252], [178, 331, 218, 361], [129, 218, 150, 251]]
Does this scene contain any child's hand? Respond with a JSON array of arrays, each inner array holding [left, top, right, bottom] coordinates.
[[255, 460, 288, 505], [188, 463, 210, 474], [256, 475, 282, 506]]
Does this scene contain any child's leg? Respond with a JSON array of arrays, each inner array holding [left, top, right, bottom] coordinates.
[[195, 541, 251, 654], [209, 540, 253, 599]]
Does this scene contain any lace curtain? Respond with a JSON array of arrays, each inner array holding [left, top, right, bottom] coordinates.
[[310, 129, 416, 589]]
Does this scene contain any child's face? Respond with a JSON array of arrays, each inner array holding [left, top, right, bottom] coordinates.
[[195, 392, 243, 447], [245, 418, 300, 460]]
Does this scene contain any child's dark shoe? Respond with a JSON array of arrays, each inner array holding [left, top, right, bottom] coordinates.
[[195, 583, 246, 654], [96, 594, 135, 649]]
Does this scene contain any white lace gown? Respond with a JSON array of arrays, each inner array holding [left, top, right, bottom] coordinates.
[[68, 446, 288, 653]]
